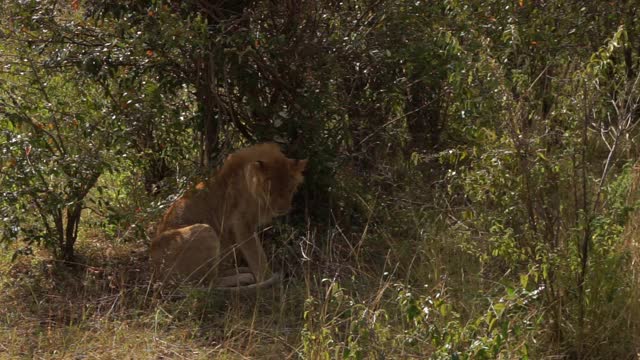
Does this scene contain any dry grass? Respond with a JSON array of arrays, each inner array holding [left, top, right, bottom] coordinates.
[[0, 213, 389, 360], [5, 201, 637, 359], [0, 236, 315, 359], [0, 203, 488, 359]]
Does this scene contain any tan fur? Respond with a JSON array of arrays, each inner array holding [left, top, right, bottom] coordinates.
[[150, 143, 307, 290]]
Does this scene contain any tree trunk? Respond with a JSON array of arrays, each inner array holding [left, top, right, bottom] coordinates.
[[193, 1, 253, 169], [62, 203, 82, 262], [196, 49, 221, 169], [406, 79, 444, 151]]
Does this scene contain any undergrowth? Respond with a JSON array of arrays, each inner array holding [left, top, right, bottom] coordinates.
[[2, 159, 640, 359]]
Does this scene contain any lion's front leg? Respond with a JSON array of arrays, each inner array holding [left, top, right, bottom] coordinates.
[[150, 223, 220, 285], [231, 222, 270, 282]]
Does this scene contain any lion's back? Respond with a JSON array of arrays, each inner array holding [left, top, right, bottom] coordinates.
[[155, 190, 207, 235]]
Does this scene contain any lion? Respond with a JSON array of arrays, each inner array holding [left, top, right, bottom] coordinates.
[[150, 143, 307, 291]]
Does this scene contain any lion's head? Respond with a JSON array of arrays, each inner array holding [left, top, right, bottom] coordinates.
[[246, 157, 307, 216], [222, 143, 307, 218]]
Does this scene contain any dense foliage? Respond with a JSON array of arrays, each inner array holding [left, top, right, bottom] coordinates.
[[1, 0, 639, 358]]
